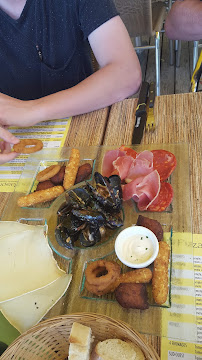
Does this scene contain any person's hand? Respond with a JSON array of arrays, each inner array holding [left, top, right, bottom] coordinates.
[[0, 92, 39, 127], [0, 127, 20, 164]]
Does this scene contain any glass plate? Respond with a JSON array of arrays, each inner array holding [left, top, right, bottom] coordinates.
[[80, 230, 172, 308], [1, 144, 195, 340]]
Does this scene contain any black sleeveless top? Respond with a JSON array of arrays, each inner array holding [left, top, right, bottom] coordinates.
[[0, 0, 118, 100]]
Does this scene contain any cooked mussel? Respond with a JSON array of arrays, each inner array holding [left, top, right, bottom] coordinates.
[[79, 224, 101, 247], [104, 212, 123, 229], [108, 175, 123, 210], [57, 202, 72, 217], [55, 171, 123, 249], [72, 209, 106, 226], [68, 188, 92, 209], [86, 172, 122, 212], [55, 225, 79, 250]]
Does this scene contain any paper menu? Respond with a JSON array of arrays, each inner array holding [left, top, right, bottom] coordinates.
[[161, 233, 202, 359], [0, 118, 71, 192]]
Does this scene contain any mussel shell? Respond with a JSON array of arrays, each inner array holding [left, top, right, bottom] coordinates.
[[94, 171, 107, 185], [108, 174, 122, 187], [72, 209, 106, 227], [104, 212, 124, 229], [59, 213, 86, 234], [85, 182, 117, 212], [55, 171, 124, 249], [108, 175, 122, 211], [57, 201, 72, 216], [108, 174, 122, 196], [79, 225, 101, 247], [68, 187, 92, 209], [94, 172, 114, 198], [55, 225, 79, 249]]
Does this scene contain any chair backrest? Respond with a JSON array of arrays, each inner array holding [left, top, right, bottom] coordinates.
[[113, 0, 153, 37]]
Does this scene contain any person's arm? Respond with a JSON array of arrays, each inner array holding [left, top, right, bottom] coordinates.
[[165, 0, 202, 41], [0, 127, 19, 164], [0, 16, 142, 127]]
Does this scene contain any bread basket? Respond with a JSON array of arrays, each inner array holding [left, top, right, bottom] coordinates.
[[0, 313, 160, 359]]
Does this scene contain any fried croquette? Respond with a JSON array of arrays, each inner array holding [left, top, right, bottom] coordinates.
[[115, 283, 149, 310], [36, 180, 54, 191], [50, 165, 65, 185], [75, 163, 92, 184]]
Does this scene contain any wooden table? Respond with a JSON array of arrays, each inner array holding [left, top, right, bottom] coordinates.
[[65, 91, 202, 236], [104, 92, 202, 234], [59, 91, 202, 356], [103, 92, 202, 354], [1, 91, 202, 357]]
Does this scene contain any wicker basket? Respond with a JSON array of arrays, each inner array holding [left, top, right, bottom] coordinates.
[[0, 313, 160, 360]]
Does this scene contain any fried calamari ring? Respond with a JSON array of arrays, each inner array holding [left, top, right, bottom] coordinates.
[[36, 165, 61, 182], [85, 260, 121, 292], [85, 279, 118, 296], [17, 186, 64, 207], [13, 139, 43, 154]]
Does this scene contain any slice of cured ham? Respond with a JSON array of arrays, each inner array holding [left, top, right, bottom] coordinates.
[[126, 150, 154, 182], [113, 155, 134, 180], [102, 150, 125, 177], [101, 147, 176, 212], [119, 146, 137, 159], [122, 170, 160, 211]]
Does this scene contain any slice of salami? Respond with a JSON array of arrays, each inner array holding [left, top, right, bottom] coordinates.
[[119, 145, 137, 159], [147, 182, 174, 212], [152, 149, 177, 181]]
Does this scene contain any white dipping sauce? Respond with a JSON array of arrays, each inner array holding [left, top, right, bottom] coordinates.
[[115, 226, 159, 268], [121, 234, 153, 265]]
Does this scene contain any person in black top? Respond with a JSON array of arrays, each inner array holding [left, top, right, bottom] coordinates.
[[165, 0, 202, 41], [0, 0, 142, 150]]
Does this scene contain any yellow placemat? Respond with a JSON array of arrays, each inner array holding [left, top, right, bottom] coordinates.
[[161, 233, 202, 359], [0, 118, 71, 192]]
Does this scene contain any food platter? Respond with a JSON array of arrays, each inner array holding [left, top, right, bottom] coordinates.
[[1, 144, 193, 339]]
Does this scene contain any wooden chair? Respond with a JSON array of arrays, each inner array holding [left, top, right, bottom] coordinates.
[[113, 0, 166, 96]]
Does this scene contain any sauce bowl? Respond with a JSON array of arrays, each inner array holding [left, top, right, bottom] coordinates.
[[115, 226, 159, 268]]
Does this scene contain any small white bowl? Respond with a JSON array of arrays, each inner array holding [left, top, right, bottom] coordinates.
[[115, 226, 159, 268]]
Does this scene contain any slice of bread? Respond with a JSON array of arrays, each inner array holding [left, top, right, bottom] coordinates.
[[68, 322, 92, 360], [90, 338, 145, 360]]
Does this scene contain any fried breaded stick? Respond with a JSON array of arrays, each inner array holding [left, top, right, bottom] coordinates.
[[152, 241, 170, 305], [109, 268, 152, 293], [119, 268, 152, 284], [63, 148, 80, 190], [17, 186, 64, 207]]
